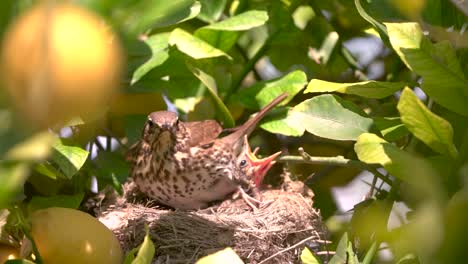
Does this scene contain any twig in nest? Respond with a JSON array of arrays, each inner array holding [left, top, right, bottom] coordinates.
[[257, 236, 330, 264]]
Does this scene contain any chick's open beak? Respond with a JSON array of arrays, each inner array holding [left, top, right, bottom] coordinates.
[[242, 136, 281, 186]]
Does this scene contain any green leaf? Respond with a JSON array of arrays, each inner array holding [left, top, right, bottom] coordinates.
[[301, 247, 322, 264], [5, 132, 56, 161], [27, 193, 84, 212], [355, 133, 441, 197], [196, 247, 244, 264], [120, 0, 201, 33], [34, 163, 64, 180], [94, 151, 130, 193], [201, 10, 268, 31], [187, 62, 235, 127], [397, 87, 458, 158], [131, 33, 170, 85], [329, 232, 359, 264], [235, 70, 307, 109], [169, 28, 232, 59], [374, 117, 409, 141], [386, 22, 468, 116], [305, 79, 405, 99], [0, 161, 28, 208], [51, 140, 89, 179], [259, 107, 305, 137], [195, 30, 239, 52], [291, 94, 374, 141], [126, 226, 155, 264], [124, 115, 147, 146], [197, 0, 226, 23]]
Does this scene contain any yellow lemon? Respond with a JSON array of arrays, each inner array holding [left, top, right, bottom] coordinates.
[[1, 2, 123, 127], [30, 207, 122, 264]]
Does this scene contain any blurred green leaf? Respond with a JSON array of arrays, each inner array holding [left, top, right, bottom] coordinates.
[[169, 28, 231, 59], [291, 94, 374, 141], [131, 33, 170, 85], [397, 87, 458, 158], [292, 5, 315, 30], [197, 0, 226, 23], [0, 161, 28, 208], [5, 132, 56, 161], [196, 247, 244, 264], [301, 247, 322, 264], [329, 232, 360, 264], [306, 79, 404, 99], [374, 117, 409, 141], [51, 140, 89, 179], [125, 226, 155, 264], [317, 31, 339, 65], [235, 70, 307, 109], [27, 193, 84, 212], [202, 10, 268, 31], [386, 22, 468, 116], [119, 0, 201, 34]]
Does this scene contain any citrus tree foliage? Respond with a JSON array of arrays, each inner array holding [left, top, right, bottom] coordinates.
[[0, 0, 467, 263]]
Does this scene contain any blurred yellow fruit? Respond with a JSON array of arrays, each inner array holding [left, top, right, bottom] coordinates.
[[1, 2, 123, 127], [0, 244, 19, 262], [30, 207, 122, 264]]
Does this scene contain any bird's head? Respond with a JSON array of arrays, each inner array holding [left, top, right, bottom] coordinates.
[[237, 136, 281, 187], [142, 111, 180, 144]]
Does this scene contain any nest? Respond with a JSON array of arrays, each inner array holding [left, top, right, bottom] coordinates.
[[95, 174, 328, 264]]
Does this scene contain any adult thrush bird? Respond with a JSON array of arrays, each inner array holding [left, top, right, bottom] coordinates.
[[128, 93, 287, 209]]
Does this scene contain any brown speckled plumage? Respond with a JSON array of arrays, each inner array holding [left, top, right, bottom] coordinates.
[[128, 93, 287, 209]]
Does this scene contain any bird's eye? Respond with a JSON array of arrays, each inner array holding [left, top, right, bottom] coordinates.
[[239, 159, 247, 167], [147, 119, 154, 127]]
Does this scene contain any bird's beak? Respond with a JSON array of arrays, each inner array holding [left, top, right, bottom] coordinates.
[[242, 136, 281, 186]]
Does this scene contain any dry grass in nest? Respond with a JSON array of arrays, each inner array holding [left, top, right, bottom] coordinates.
[[95, 175, 329, 263]]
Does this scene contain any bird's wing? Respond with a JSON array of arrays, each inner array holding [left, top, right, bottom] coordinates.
[[185, 120, 223, 147]]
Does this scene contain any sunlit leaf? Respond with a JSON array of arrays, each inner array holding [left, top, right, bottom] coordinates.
[[124, 226, 155, 264], [196, 247, 244, 264], [301, 247, 322, 264], [398, 87, 458, 158], [51, 140, 89, 179], [355, 133, 441, 197], [201, 10, 268, 31], [329, 232, 359, 264], [235, 70, 307, 109], [291, 94, 374, 141], [305, 79, 404, 99], [386, 22, 468, 116], [259, 107, 305, 137], [169, 29, 231, 59]]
